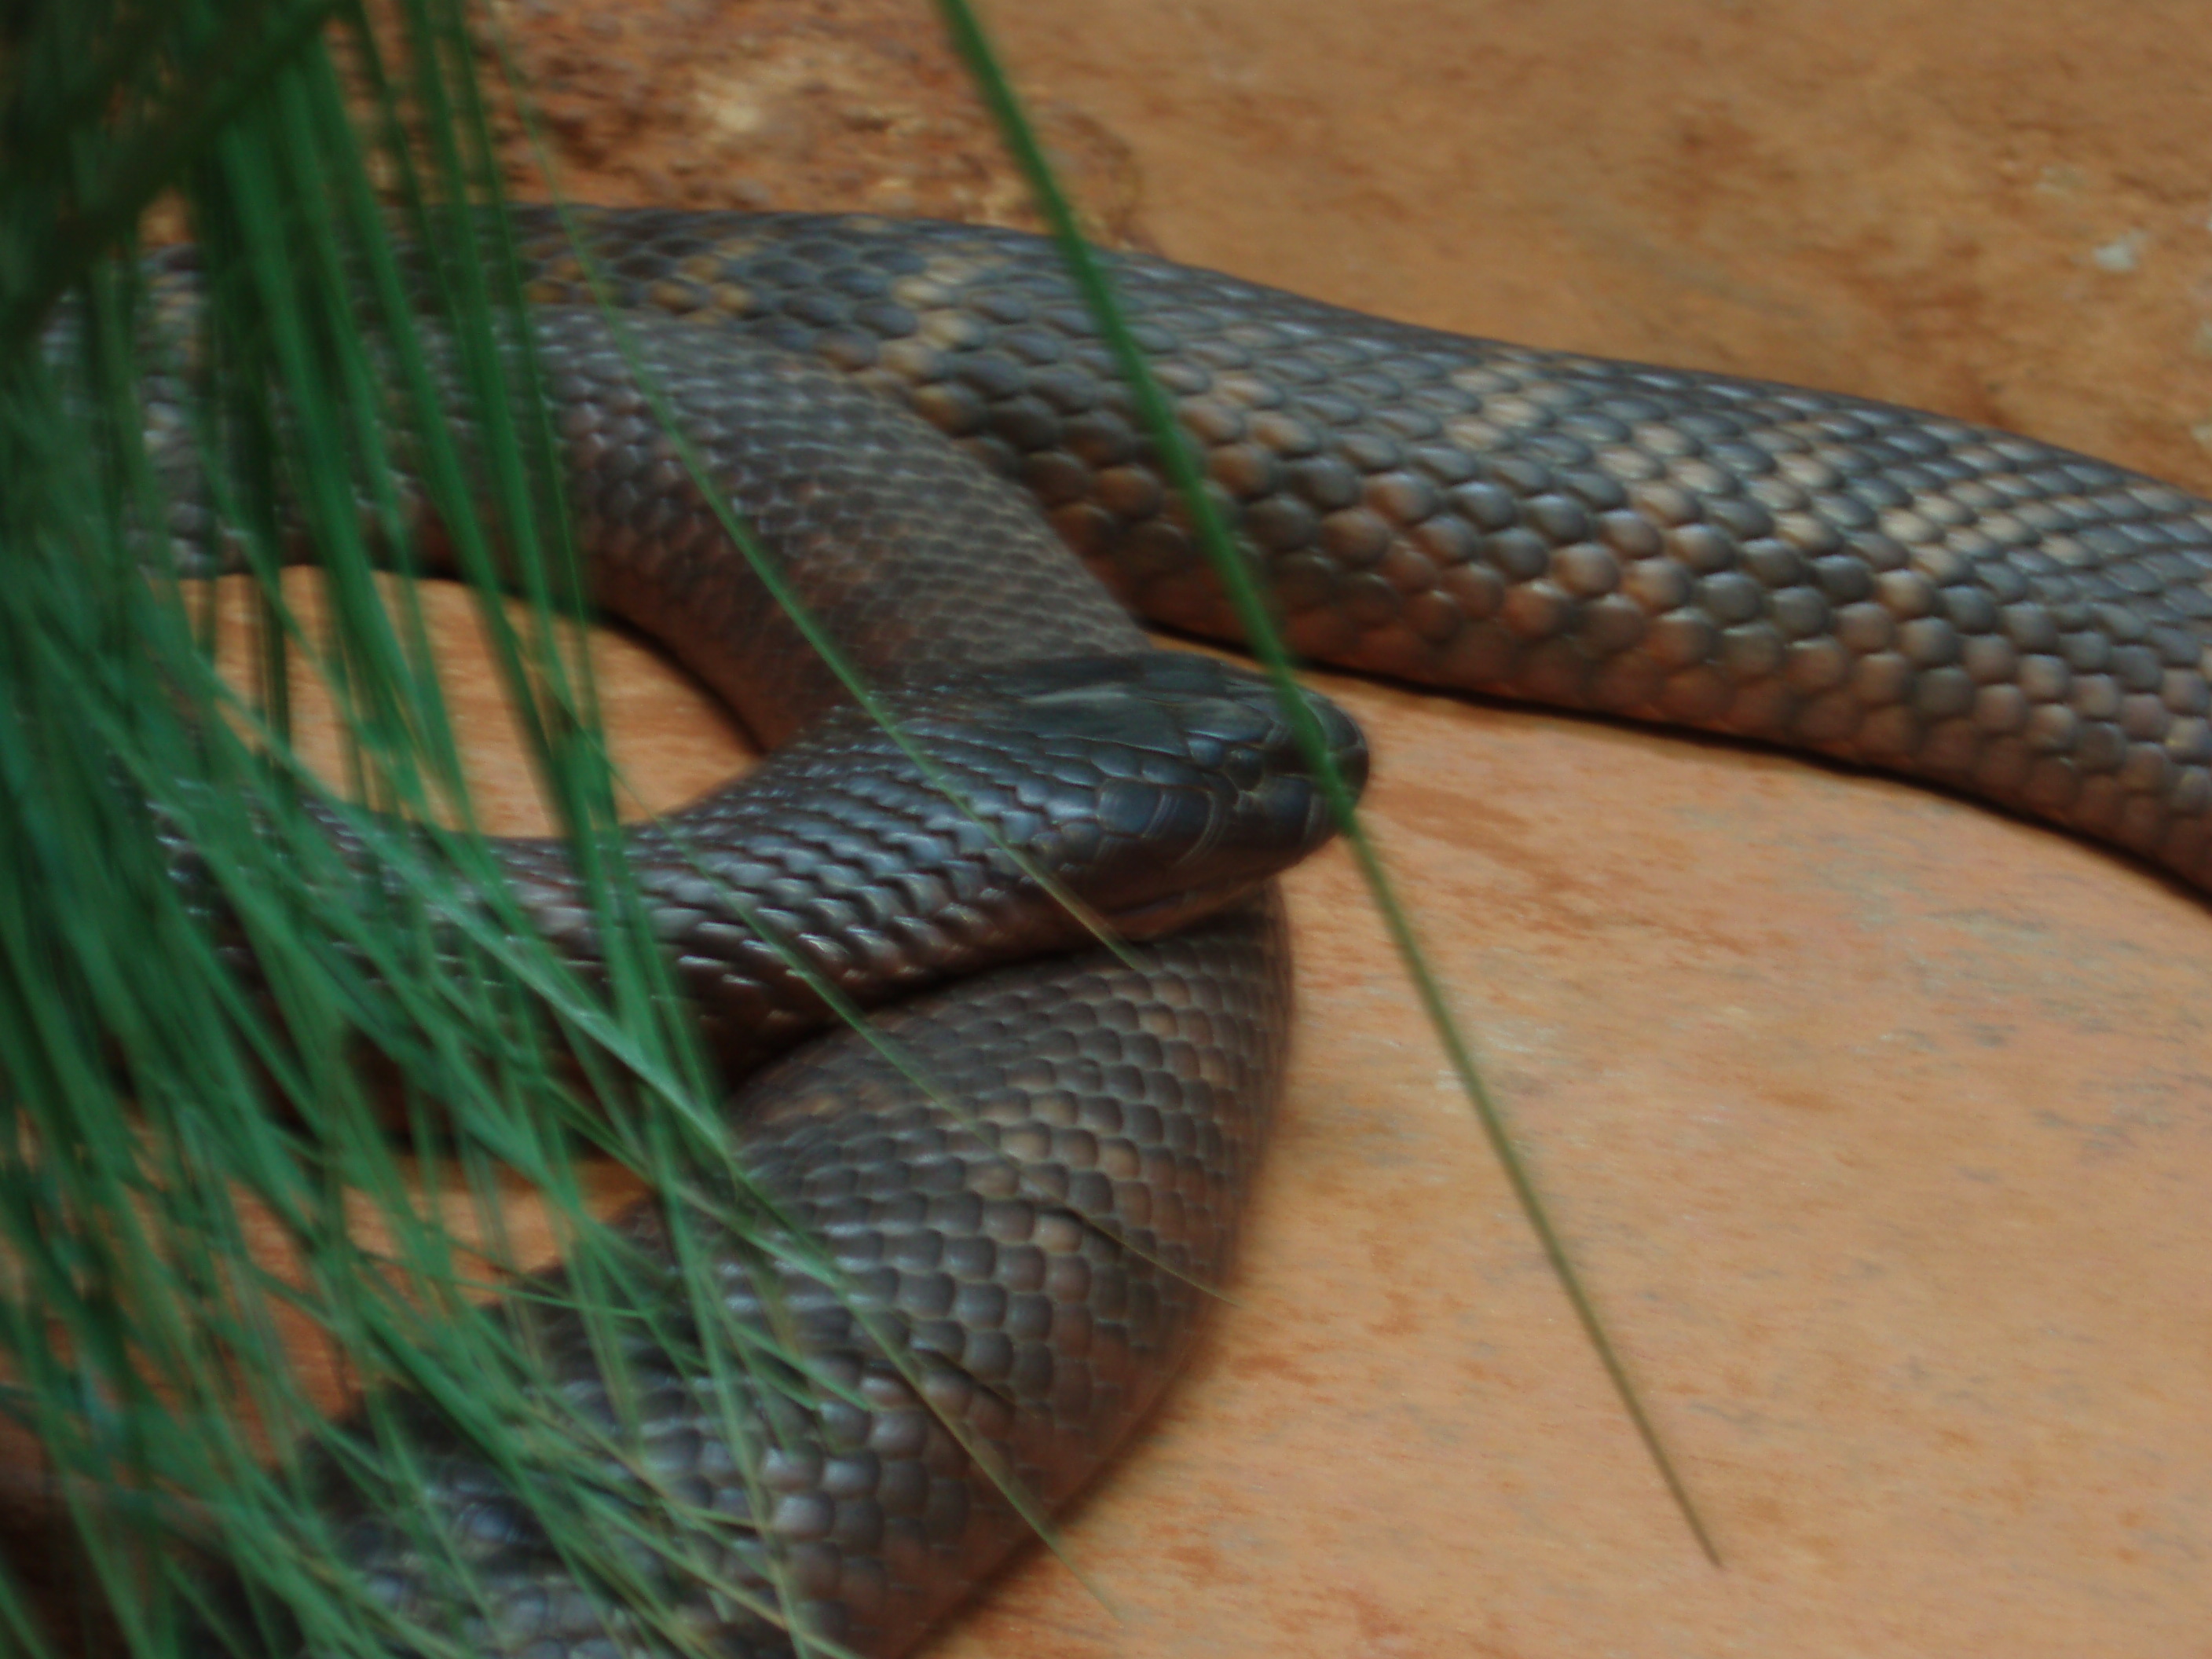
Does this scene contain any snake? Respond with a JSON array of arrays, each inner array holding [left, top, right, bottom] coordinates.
[[41, 205, 2212, 1656]]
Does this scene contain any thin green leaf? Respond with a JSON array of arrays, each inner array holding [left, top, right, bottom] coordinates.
[[933, 0, 1723, 1570]]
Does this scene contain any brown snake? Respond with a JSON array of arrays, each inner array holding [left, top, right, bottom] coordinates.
[[49, 206, 2212, 1654]]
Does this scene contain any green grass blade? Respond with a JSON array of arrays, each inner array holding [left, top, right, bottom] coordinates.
[[0, 0, 849, 1650]]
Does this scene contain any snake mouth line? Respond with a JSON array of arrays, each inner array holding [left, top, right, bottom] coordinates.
[[1102, 872, 1280, 939]]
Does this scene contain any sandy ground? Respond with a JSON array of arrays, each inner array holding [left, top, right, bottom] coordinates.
[[228, 3, 2212, 1655]]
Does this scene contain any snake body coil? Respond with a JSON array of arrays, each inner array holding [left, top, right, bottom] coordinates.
[[509, 208, 2212, 888], [98, 211, 2212, 1655]]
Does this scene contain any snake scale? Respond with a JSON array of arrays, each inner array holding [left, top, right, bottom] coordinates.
[[70, 206, 2212, 1654]]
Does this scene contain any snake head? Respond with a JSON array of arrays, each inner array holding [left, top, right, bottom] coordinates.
[[896, 650, 1369, 938], [609, 650, 1365, 1067]]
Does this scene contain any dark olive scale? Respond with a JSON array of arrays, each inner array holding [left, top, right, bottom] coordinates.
[[295, 899, 1286, 1657]]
